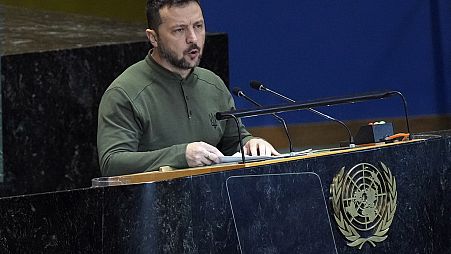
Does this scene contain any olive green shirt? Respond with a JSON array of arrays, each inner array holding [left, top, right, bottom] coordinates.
[[97, 54, 253, 176]]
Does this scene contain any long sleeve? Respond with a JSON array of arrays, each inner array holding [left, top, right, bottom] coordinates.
[[97, 88, 189, 176]]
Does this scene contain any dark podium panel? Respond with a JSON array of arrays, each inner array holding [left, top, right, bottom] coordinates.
[[227, 173, 337, 254], [0, 132, 450, 253]]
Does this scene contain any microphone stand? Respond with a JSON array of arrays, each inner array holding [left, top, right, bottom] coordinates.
[[229, 115, 246, 164], [251, 81, 355, 147], [217, 90, 411, 144], [233, 88, 294, 153]]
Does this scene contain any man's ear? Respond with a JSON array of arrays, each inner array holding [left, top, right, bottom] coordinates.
[[146, 29, 158, 48]]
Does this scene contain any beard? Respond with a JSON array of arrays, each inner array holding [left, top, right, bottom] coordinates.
[[157, 40, 202, 70]]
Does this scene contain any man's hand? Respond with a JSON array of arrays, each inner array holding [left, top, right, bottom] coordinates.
[[243, 138, 280, 156], [186, 142, 224, 167]]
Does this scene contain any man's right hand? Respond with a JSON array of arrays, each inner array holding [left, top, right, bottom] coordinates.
[[186, 142, 224, 167]]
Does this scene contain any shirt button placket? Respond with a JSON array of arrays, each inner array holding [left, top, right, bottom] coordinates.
[[180, 81, 192, 119]]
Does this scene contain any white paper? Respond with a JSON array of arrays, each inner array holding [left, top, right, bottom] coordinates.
[[218, 149, 313, 164]]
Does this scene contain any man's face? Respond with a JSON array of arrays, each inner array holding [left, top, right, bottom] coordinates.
[[153, 2, 205, 71]]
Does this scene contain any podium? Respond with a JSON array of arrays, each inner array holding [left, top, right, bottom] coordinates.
[[0, 132, 450, 253]]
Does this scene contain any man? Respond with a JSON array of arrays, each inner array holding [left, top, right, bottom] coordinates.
[[97, 0, 278, 177]]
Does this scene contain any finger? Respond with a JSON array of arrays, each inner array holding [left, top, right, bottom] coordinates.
[[242, 145, 248, 155], [271, 146, 280, 155], [198, 142, 224, 157], [205, 145, 224, 157], [256, 142, 265, 156], [250, 142, 258, 156], [253, 141, 263, 156], [202, 151, 220, 165], [199, 155, 212, 166], [263, 144, 271, 156], [206, 152, 221, 164]]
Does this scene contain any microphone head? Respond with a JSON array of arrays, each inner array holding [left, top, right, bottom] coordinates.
[[232, 87, 243, 96], [250, 80, 265, 90]]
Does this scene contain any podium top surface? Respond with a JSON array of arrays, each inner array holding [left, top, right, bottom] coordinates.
[[92, 139, 426, 187]]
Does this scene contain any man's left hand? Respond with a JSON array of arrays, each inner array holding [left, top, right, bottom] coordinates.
[[243, 138, 280, 156]]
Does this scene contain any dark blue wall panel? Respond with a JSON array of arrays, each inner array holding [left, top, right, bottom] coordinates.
[[203, 1, 451, 126]]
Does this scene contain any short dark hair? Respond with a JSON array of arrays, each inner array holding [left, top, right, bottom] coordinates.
[[146, 0, 201, 30]]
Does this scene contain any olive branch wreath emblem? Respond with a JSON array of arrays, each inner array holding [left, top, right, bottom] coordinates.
[[330, 162, 397, 249]]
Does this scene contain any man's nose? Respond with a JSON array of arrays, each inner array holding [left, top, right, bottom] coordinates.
[[186, 27, 198, 44]]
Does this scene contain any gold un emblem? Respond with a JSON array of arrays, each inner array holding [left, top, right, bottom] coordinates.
[[330, 162, 397, 249]]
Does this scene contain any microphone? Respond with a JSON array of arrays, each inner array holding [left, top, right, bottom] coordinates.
[[232, 87, 294, 153], [250, 80, 355, 147]]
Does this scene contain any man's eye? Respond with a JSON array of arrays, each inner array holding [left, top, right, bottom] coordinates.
[[174, 28, 184, 33]]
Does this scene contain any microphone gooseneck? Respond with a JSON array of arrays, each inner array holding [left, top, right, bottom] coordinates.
[[250, 80, 293, 102], [232, 87, 294, 153], [250, 80, 355, 147]]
